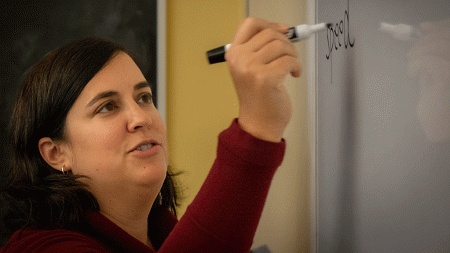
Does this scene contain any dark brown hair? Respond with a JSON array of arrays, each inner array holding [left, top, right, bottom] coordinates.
[[0, 37, 180, 245]]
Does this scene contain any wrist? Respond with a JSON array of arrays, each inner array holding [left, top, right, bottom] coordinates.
[[237, 118, 283, 143]]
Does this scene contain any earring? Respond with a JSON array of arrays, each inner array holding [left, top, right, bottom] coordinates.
[[158, 192, 163, 205], [61, 167, 67, 175]]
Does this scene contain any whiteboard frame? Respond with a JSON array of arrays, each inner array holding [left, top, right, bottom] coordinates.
[[307, 0, 318, 252], [157, 0, 167, 124]]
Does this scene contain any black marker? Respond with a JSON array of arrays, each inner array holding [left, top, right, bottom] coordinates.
[[207, 22, 332, 64]]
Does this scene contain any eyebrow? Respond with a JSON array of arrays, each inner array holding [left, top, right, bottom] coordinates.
[[86, 81, 151, 108], [86, 91, 118, 108], [134, 81, 151, 91]]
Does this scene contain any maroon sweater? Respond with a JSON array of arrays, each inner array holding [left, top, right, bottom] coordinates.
[[1, 119, 286, 253]]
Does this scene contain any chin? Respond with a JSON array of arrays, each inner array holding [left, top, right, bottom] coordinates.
[[133, 164, 167, 186]]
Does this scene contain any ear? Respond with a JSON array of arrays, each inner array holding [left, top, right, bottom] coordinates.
[[38, 137, 72, 173]]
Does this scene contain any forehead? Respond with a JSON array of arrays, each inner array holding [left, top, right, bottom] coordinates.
[[87, 52, 146, 90], [77, 52, 148, 102]]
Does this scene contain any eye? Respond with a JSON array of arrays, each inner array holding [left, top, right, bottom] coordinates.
[[137, 93, 153, 105], [98, 101, 118, 114]]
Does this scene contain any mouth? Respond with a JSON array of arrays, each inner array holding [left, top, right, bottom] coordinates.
[[136, 143, 154, 151], [129, 140, 161, 153]]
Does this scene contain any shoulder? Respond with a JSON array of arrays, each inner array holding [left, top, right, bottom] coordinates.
[[1, 229, 108, 253]]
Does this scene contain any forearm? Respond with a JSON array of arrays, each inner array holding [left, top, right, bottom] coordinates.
[[159, 119, 285, 252]]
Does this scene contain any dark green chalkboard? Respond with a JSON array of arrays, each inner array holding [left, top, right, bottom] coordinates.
[[0, 0, 158, 186]]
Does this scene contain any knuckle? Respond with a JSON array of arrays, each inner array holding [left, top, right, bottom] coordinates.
[[267, 40, 288, 56], [244, 17, 260, 28], [246, 17, 258, 24], [272, 39, 286, 49], [262, 28, 278, 39]]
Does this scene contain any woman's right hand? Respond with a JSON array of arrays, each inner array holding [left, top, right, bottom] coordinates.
[[225, 17, 302, 142]]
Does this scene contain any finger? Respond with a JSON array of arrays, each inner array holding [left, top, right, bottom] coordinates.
[[254, 39, 299, 65], [263, 55, 302, 84], [246, 27, 294, 54], [232, 17, 289, 46]]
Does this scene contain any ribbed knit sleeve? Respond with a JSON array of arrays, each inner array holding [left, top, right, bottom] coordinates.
[[159, 119, 286, 253]]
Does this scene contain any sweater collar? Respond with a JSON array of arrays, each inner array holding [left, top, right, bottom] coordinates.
[[85, 206, 178, 252]]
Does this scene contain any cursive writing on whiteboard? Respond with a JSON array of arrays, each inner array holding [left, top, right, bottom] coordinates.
[[325, 0, 355, 83], [326, 0, 355, 60]]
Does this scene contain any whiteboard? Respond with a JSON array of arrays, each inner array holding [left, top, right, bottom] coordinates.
[[316, 0, 450, 252]]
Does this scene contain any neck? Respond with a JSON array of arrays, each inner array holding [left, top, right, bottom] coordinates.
[[96, 187, 158, 249]]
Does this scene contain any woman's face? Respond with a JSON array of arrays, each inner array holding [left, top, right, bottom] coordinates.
[[63, 51, 168, 198]]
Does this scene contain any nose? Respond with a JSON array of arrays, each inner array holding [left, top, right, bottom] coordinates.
[[127, 102, 152, 132]]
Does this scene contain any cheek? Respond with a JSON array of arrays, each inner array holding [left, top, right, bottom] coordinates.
[[68, 120, 125, 171], [154, 116, 169, 163], [162, 135, 169, 165]]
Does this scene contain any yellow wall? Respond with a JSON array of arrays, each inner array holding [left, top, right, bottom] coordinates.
[[166, 1, 246, 216], [248, 1, 311, 252], [166, 1, 311, 252]]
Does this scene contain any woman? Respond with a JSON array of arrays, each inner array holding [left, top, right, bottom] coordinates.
[[0, 18, 301, 252]]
